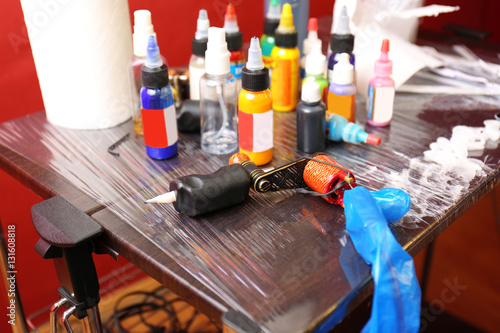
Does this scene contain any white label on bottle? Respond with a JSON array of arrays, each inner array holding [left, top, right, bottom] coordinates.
[[163, 104, 178, 144], [368, 85, 395, 124], [189, 65, 205, 100]]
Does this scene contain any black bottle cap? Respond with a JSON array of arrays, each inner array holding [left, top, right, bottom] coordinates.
[[275, 30, 298, 48], [242, 67, 269, 92], [192, 37, 208, 57], [226, 31, 243, 51], [330, 33, 354, 53], [141, 64, 169, 89], [264, 18, 280, 36]]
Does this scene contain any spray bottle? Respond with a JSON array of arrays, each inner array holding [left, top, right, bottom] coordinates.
[[141, 36, 178, 159], [224, 4, 245, 95], [328, 6, 355, 85], [200, 27, 238, 155], [300, 18, 321, 79], [326, 114, 381, 145], [327, 53, 356, 122], [131, 10, 165, 135], [189, 9, 209, 101], [271, 3, 300, 112], [239, 37, 273, 166], [261, 0, 281, 71], [297, 77, 326, 153], [302, 43, 328, 104], [367, 39, 395, 127]]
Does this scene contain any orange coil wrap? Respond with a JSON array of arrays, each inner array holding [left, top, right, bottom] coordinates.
[[229, 152, 250, 165], [303, 154, 356, 206]]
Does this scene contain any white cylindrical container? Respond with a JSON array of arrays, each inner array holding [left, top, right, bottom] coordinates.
[[20, 0, 134, 129]]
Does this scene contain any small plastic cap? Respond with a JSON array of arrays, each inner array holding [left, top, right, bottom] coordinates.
[[246, 37, 264, 70], [335, 6, 351, 34], [308, 18, 318, 32], [205, 27, 230, 75], [224, 4, 240, 34], [195, 9, 210, 40], [374, 39, 393, 76], [277, 3, 295, 33], [145, 35, 163, 68], [333, 53, 354, 85], [366, 134, 382, 145], [301, 77, 321, 103], [267, 0, 281, 20], [145, 191, 177, 204], [305, 43, 325, 76], [133, 10, 156, 56]]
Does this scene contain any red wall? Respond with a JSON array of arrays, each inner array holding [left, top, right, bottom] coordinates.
[[0, 0, 498, 331]]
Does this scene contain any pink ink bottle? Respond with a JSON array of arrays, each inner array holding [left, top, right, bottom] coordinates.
[[367, 39, 395, 127]]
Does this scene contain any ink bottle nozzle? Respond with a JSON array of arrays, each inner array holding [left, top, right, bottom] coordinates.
[[133, 10, 156, 57], [195, 9, 209, 40], [277, 3, 295, 33], [246, 37, 264, 70], [332, 53, 354, 85], [145, 35, 163, 68], [224, 4, 240, 34], [302, 77, 321, 104], [267, 0, 281, 20], [336, 6, 351, 34], [303, 18, 321, 56], [306, 43, 326, 76], [327, 114, 381, 145], [375, 39, 392, 76], [205, 27, 230, 75], [330, 6, 354, 54]]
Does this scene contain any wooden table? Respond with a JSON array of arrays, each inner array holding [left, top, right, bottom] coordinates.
[[1, 90, 499, 331]]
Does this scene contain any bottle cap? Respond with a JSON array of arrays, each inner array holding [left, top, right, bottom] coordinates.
[[275, 3, 298, 48], [192, 9, 209, 57], [366, 134, 382, 145], [374, 39, 392, 77], [303, 18, 320, 56], [263, 0, 281, 36], [332, 53, 354, 85], [330, 6, 354, 54], [141, 35, 169, 88], [242, 37, 269, 91], [133, 10, 156, 57], [224, 4, 243, 51], [301, 77, 321, 103], [205, 27, 230, 75], [305, 43, 326, 76]]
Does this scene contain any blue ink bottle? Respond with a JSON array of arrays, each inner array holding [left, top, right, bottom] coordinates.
[[141, 36, 178, 159]]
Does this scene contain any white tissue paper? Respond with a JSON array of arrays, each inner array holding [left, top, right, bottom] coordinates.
[[331, 0, 459, 97], [20, 0, 135, 130]]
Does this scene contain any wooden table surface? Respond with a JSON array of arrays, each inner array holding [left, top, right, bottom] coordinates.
[[1, 77, 500, 332]]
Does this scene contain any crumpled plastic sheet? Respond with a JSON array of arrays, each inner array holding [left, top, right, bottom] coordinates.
[[344, 187, 421, 333]]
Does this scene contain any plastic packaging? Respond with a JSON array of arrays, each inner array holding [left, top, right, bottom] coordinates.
[[297, 77, 326, 153], [200, 27, 238, 155], [271, 4, 300, 112], [238, 38, 273, 166], [189, 9, 210, 101], [367, 39, 395, 127], [327, 53, 356, 122], [328, 6, 355, 84], [141, 36, 177, 160], [344, 186, 420, 333]]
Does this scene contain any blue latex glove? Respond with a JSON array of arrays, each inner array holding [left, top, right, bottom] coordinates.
[[344, 186, 421, 333]]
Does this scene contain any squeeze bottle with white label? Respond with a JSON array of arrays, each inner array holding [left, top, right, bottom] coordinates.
[[367, 39, 395, 127]]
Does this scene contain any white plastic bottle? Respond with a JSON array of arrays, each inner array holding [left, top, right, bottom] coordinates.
[[200, 27, 238, 155], [189, 9, 209, 101]]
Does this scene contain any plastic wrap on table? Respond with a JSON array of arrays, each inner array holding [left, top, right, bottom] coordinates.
[[344, 186, 420, 333], [0, 93, 499, 332]]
